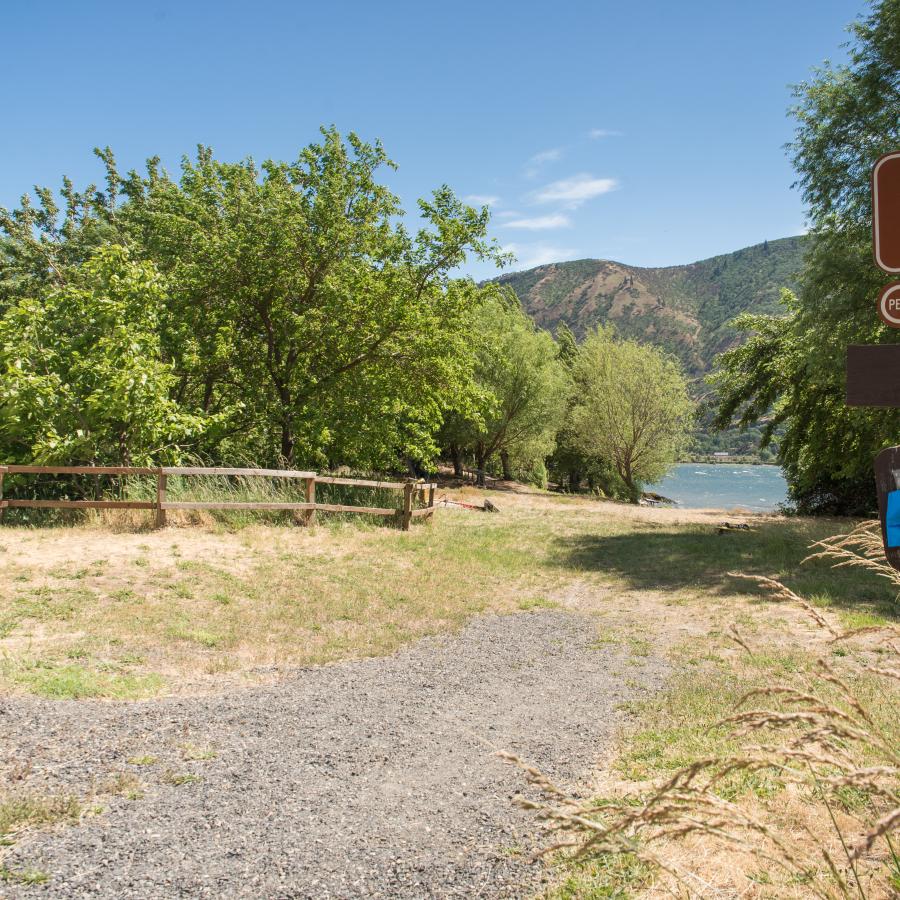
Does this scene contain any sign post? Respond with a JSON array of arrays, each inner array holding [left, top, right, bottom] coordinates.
[[846, 150, 900, 568]]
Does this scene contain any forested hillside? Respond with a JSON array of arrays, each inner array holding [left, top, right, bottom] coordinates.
[[496, 236, 806, 378]]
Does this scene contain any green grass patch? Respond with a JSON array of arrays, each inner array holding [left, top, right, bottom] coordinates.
[[545, 851, 654, 898], [161, 770, 201, 786], [0, 865, 50, 885], [616, 669, 779, 800], [0, 794, 81, 841], [2, 660, 164, 699], [127, 755, 158, 766], [517, 597, 559, 611]]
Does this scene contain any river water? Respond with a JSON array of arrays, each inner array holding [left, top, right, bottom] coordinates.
[[647, 463, 789, 512]]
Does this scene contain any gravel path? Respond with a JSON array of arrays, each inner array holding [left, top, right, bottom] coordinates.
[[1, 610, 666, 899]]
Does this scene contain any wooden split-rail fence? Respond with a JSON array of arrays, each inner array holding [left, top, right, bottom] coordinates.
[[0, 466, 436, 531]]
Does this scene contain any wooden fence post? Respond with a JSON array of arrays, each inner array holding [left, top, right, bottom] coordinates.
[[401, 481, 414, 531], [427, 482, 435, 524], [156, 469, 167, 528], [305, 475, 316, 526]]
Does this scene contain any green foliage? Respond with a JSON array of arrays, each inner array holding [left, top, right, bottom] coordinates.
[[569, 328, 694, 499], [0, 245, 206, 465], [0, 129, 507, 471], [712, 0, 900, 514], [442, 291, 569, 483]]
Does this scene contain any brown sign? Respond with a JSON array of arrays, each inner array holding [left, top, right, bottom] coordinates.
[[846, 344, 900, 406], [878, 282, 900, 328], [873, 151, 900, 273]]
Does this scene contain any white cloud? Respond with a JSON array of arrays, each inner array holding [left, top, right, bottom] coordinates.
[[502, 213, 571, 230], [533, 173, 618, 208], [503, 242, 579, 269], [530, 147, 562, 164], [588, 128, 623, 139], [464, 194, 500, 207], [524, 147, 563, 178], [494, 210, 521, 219]]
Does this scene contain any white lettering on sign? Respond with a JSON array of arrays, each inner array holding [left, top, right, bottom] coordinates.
[[878, 283, 900, 328]]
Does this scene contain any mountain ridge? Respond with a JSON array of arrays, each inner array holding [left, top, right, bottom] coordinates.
[[495, 235, 806, 379]]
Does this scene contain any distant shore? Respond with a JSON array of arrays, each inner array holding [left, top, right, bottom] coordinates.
[[678, 456, 777, 466]]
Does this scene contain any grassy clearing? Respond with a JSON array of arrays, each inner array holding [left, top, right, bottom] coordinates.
[[0, 488, 896, 699], [524, 577, 900, 899], [1, 487, 898, 895]]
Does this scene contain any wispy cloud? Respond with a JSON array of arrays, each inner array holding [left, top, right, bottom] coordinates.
[[524, 147, 563, 178], [588, 128, 623, 139], [530, 148, 562, 165], [464, 194, 500, 207], [503, 242, 579, 269], [533, 173, 618, 208], [502, 213, 571, 230]]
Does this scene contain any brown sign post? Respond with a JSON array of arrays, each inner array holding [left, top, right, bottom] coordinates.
[[844, 150, 900, 568]]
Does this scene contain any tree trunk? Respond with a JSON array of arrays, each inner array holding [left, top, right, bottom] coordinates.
[[500, 450, 512, 481], [569, 470, 581, 493], [475, 444, 487, 488], [621, 463, 638, 503], [450, 443, 463, 477], [280, 422, 294, 465]]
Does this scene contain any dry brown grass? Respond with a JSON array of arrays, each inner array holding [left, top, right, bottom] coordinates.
[[0, 489, 588, 697], [0, 490, 895, 709], [502, 523, 900, 899]]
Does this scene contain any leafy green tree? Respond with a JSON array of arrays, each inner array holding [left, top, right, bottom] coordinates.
[[448, 292, 569, 485], [545, 322, 623, 495], [114, 131, 503, 468], [712, 0, 900, 513], [0, 245, 205, 465], [0, 129, 507, 470], [571, 327, 693, 500]]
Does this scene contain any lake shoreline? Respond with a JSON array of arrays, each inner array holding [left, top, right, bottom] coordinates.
[[649, 462, 789, 512]]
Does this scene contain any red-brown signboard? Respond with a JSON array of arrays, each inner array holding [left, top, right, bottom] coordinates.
[[873, 151, 900, 273]]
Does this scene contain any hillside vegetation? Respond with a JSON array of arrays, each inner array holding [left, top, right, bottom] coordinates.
[[496, 236, 806, 379]]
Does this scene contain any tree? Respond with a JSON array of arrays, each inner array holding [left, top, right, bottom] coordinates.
[[547, 322, 615, 494], [711, 0, 900, 514], [570, 328, 693, 500], [447, 293, 569, 485], [0, 129, 507, 469], [0, 245, 205, 465]]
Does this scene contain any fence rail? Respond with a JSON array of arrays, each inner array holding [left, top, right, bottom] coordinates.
[[0, 466, 436, 531]]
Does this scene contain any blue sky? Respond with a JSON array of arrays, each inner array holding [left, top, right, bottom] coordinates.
[[2, 0, 862, 279]]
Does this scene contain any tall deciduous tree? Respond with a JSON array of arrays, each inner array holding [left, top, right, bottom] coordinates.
[[712, 0, 900, 513], [447, 293, 569, 485], [0, 129, 508, 469], [114, 129, 505, 467], [571, 327, 693, 500]]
